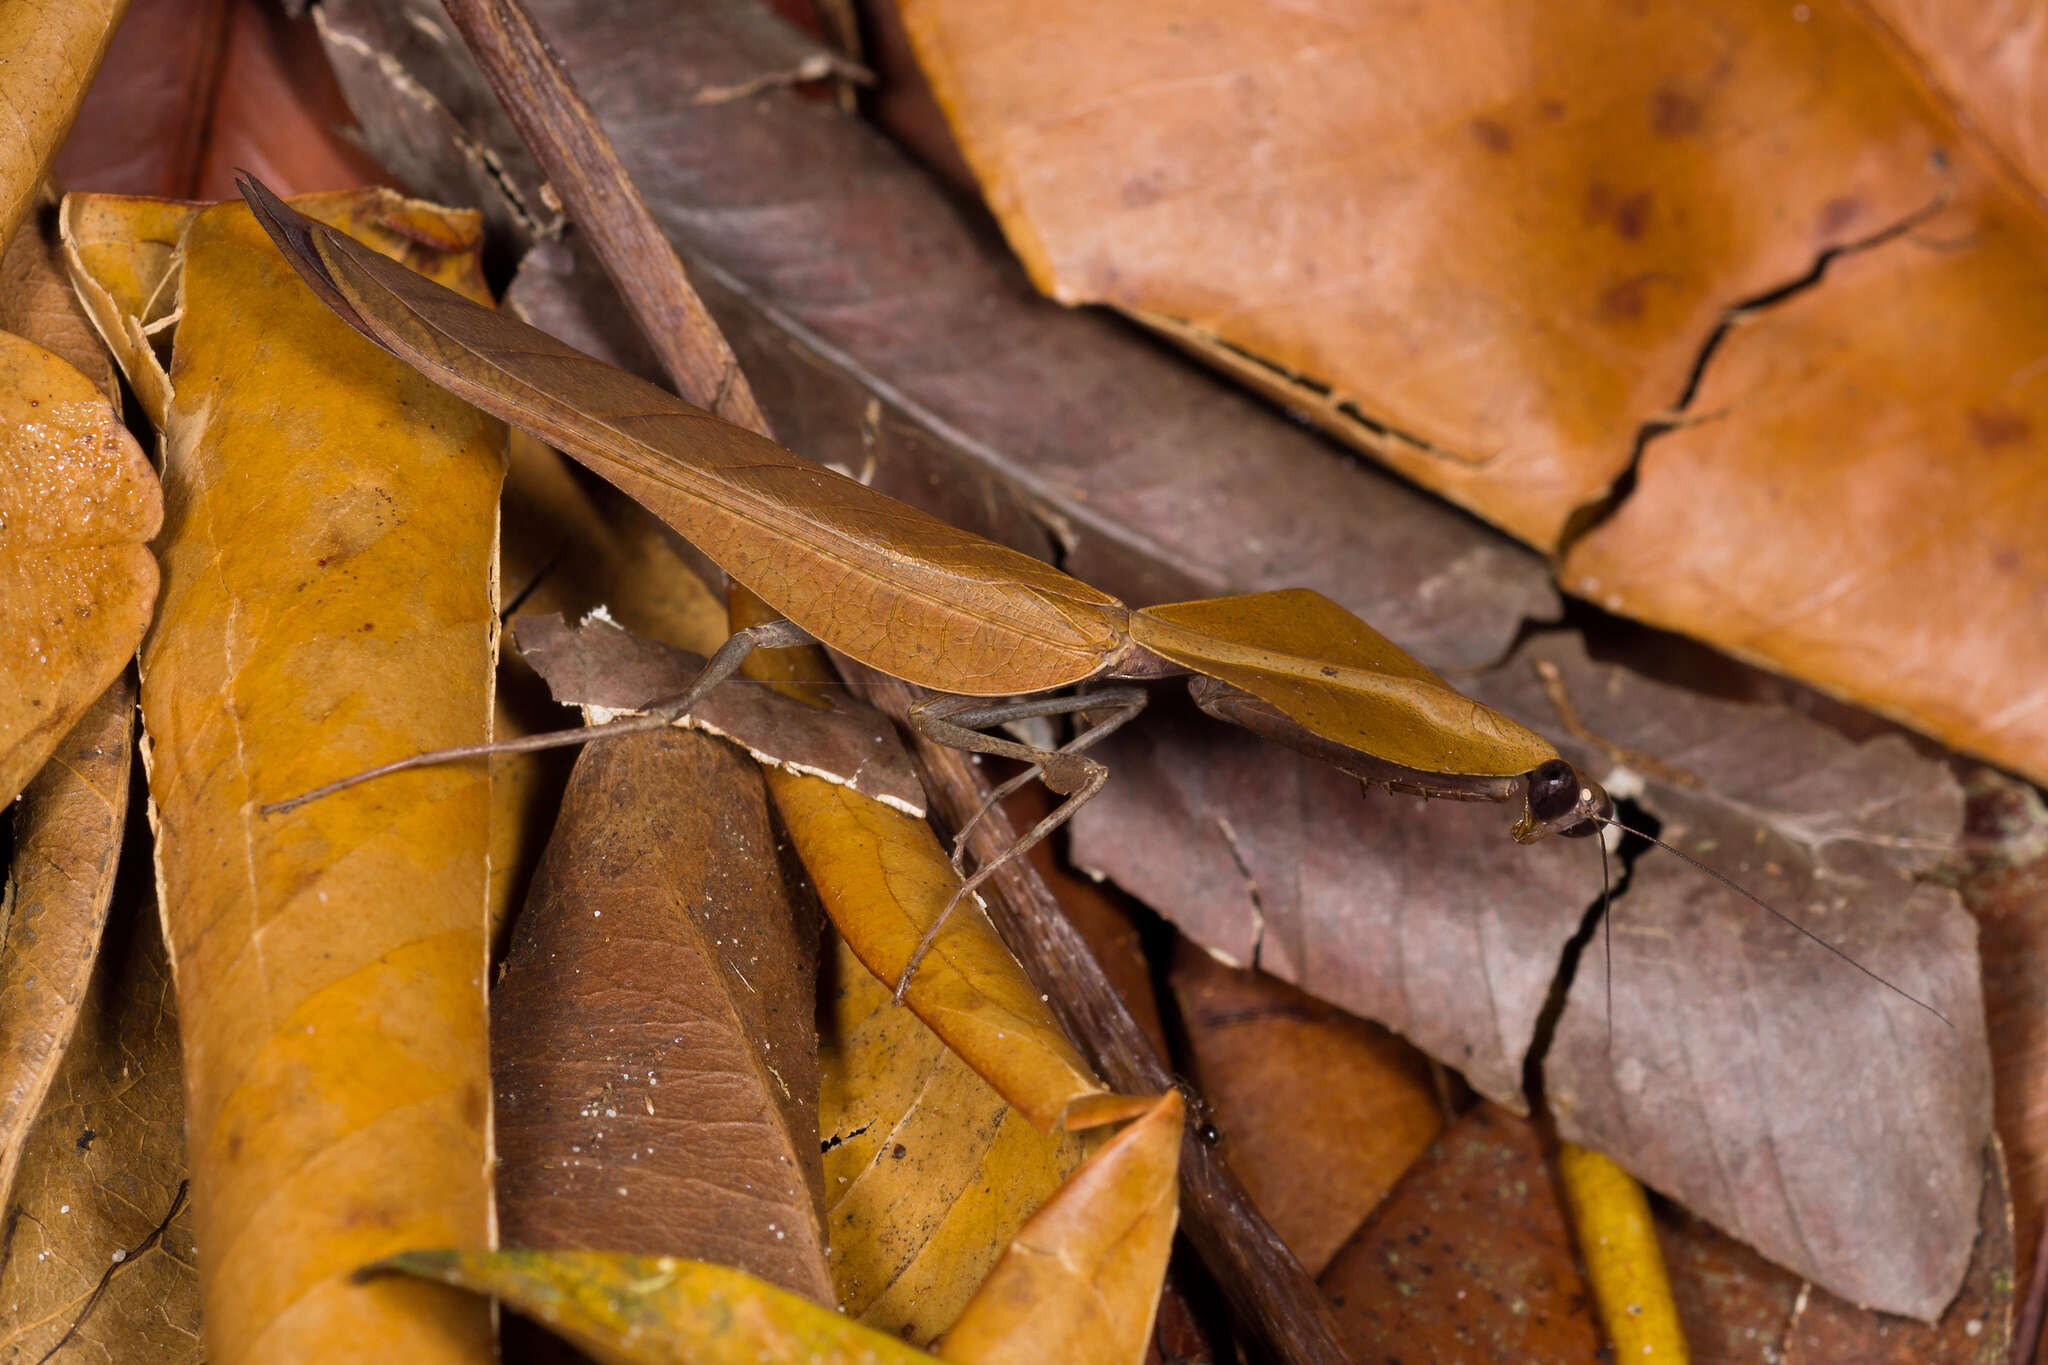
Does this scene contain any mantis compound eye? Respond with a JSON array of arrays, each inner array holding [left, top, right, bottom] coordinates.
[[1515, 758, 1613, 842]]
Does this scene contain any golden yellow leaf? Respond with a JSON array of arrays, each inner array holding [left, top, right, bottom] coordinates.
[[1559, 1142, 1690, 1363], [65, 188, 503, 1364], [937, 1089, 1182, 1365], [819, 930, 1084, 1343]]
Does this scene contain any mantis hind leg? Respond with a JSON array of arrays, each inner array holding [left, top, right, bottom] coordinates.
[[895, 687, 1148, 999]]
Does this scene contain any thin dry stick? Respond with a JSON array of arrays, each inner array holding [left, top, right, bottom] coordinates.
[[434, 0, 1354, 1359]]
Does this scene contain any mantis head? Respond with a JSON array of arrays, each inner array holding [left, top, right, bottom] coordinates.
[[1512, 758, 1614, 844]]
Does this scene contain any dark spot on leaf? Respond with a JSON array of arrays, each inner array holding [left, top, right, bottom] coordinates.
[[1121, 175, 1164, 209], [1540, 98, 1566, 120], [1993, 547, 2022, 574], [1322, 666, 1339, 677], [1652, 87, 1703, 137], [1584, 183, 1650, 240], [459, 1082, 486, 1130], [890, 1143, 908, 1159], [1818, 195, 1862, 237], [1470, 118, 1513, 154], [1967, 407, 2030, 449], [1599, 275, 1659, 321], [1612, 193, 1651, 241], [76, 1127, 97, 1153]]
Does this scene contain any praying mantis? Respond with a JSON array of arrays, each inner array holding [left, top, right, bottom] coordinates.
[[238, 176, 1939, 1021]]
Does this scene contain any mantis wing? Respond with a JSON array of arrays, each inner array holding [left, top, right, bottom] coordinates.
[[1131, 589, 1557, 779], [239, 178, 1129, 698]]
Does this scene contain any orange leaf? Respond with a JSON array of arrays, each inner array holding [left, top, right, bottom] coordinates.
[[0, 205, 159, 809]]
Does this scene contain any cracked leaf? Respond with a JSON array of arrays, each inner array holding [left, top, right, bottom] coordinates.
[[0, 208, 160, 811], [0, 673, 133, 1213], [490, 726, 833, 1305], [1070, 687, 1586, 1108], [896, 0, 1956, 551], [1563, 173, 2048, 787], [1074, 631, 1988, 1319], [65, 188, 503, 1364], [818, 930, 1083, 1343], [0, 844, 200, 1364], [318, 0, 1555, 674]]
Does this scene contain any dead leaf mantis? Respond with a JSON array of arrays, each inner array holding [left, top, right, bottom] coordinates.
[[239, 178, 1945, 1022]]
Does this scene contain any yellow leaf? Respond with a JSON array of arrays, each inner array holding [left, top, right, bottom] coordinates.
[[1558, 1141, 1691, 1363], [0, 0, 127, 245], [368, 1249, 946, 1365], [937, 1090, 1182, 1365], [819, 930, 1083, 1343], [65, 188, 503, 1364]]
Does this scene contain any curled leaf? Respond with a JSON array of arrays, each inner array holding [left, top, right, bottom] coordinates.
[[0, 673, 133, 1210]]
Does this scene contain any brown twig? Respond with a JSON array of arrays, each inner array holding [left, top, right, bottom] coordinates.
[[434, 0, 1354, 1359]]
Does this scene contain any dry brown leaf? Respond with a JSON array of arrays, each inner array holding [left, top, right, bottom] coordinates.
[[367, 1249, 946, 1365], [490, 726, 833, 1303], [1661, 1141, 2013, 1363], [0, 190, 118, 391], [1170, 940, 1441, 1277], [0, 673, 133, 1212], [1319, 1104, 1604, 1361], [192, 0, 388, 199], [818, 929, 1084, 1343], [936, 1089, 1181, 1365], [510, 610, 926, 814], [0, 0, 128, 245], [0, 207, 159, 812], [1508, 637, 1987, 1322], [64, 189, 503, 1363], [0, 851, 200, 1364]]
